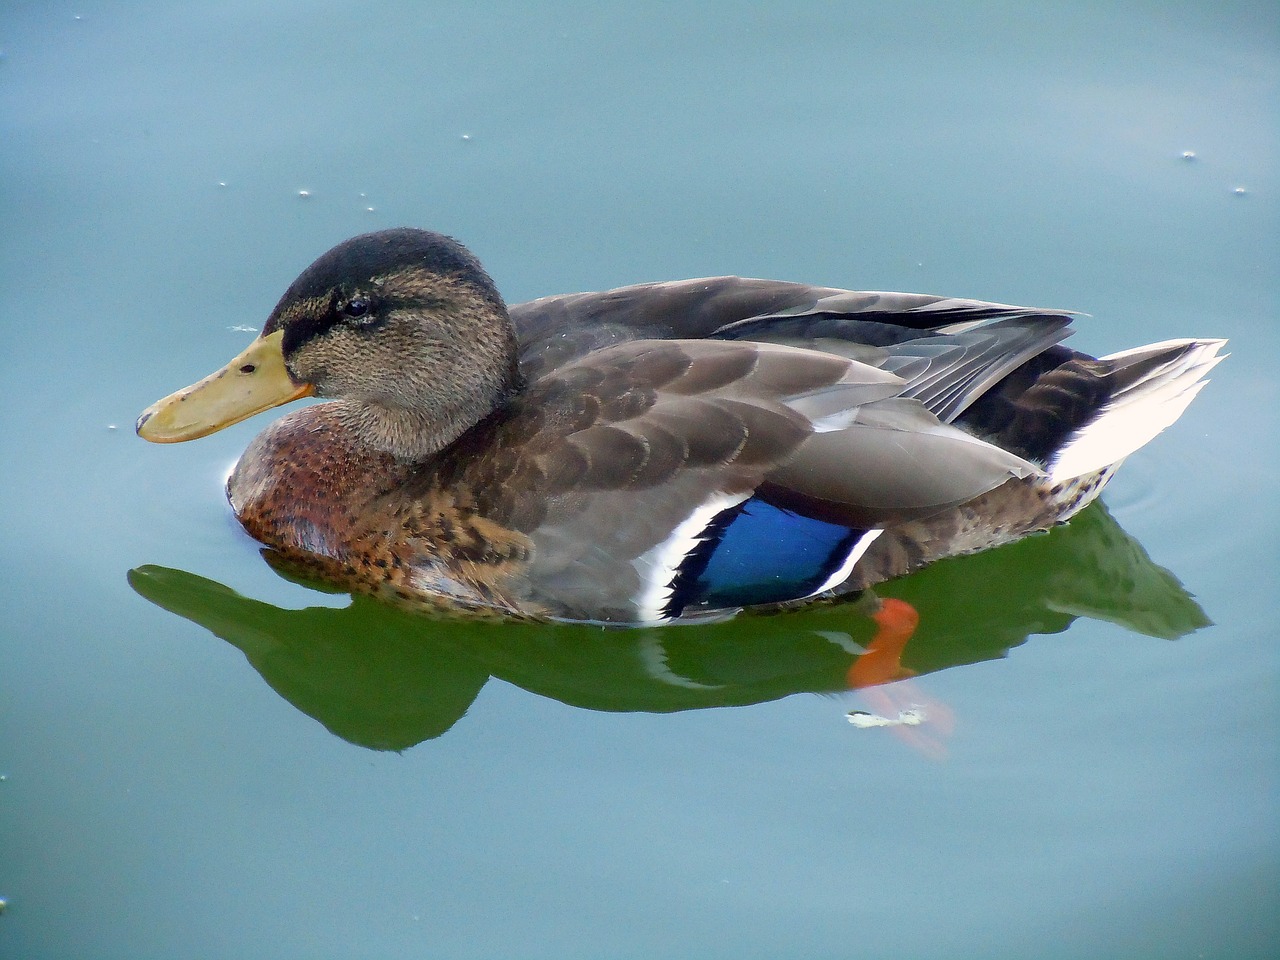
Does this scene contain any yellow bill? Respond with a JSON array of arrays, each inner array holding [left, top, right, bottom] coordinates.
[[136, 330, 315, 443]]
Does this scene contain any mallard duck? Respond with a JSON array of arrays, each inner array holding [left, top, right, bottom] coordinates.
[[136, 228, 1224, 625]]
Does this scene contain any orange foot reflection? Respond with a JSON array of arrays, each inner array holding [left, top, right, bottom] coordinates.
[[846, 597, 919, 688], [845, 597, 955, 759]]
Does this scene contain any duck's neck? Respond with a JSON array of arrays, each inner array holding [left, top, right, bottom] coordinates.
[[325, 397, 495, 462]]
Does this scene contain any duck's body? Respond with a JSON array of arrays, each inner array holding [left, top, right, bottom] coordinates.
[[138, 229, 1224, 624]]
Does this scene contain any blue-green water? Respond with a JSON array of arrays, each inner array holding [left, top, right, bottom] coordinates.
[[2, 2, 1277, 958]]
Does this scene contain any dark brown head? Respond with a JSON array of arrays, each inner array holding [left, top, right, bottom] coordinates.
[[137, 229, 522, 460]]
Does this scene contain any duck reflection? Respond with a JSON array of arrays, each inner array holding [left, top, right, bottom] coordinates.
[[128, 503, 1207, 751]]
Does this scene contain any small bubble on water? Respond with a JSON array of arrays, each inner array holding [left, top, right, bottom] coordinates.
[[107, 424, 118, 431], [1233, 186, 1247, 196], [218, 181, 228, 188], [366, 207, 376, 213], [297, 189, 311, 199], [460, 133, 472, 142], [1181, 150, 1196, 161]]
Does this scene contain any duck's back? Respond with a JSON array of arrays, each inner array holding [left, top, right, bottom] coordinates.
[[511, 277, 1070, 375], [510, 277, 1090, 453]]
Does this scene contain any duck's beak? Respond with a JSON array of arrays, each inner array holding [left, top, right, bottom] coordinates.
[[136, 330, 315, 443]]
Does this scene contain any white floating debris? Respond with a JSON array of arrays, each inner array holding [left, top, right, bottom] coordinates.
[[107, 424, 117, 431], [1181, 151, 1196, 161], [218, 181, 227, 188], [460, 133, 472, 142], [1233, 186, 1248, 196], [297, 189, 311, 198], [847, 706, 927, 728]]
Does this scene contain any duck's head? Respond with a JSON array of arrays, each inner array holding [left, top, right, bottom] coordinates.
[[136, 228, 520, 460]]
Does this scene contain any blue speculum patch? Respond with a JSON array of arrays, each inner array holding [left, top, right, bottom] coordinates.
[[670, 497, 868, 613]]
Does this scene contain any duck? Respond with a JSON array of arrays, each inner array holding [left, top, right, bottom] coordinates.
[[136, 228, 1224, 625]]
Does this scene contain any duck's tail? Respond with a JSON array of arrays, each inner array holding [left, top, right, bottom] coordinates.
[[1045, 338, 1227, 518]]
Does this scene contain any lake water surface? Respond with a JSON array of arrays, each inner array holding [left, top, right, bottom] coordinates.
[[2, 2, 1277, 958]]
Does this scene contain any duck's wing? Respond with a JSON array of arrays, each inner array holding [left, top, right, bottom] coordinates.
[[436, 337, 1042, 624], [510, 276, 1076, 390], [509, 278, 836, 380], [726, 312, 1074, 424]]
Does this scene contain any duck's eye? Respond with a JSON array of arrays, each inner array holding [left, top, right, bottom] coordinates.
[[341, 296, 371, 320]]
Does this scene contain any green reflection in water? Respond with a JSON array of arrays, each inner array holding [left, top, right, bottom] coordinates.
[[128, 503, 1207, 751]]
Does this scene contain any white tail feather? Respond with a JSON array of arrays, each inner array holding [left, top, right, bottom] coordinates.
[[1048, 338, 1226, 483]]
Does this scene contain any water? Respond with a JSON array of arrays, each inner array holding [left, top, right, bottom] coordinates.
[[2, 2, 1277, 957]]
